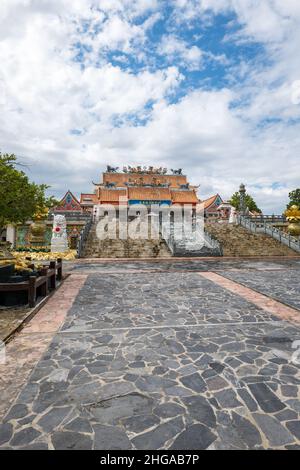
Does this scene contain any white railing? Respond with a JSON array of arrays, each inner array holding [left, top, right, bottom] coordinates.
[[237, 215, 300, 253], [248, 214, 286, 223], [161, 222, 223, 257]]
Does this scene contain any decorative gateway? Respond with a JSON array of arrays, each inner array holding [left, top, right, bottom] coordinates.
[[51, 215, 69, 253]]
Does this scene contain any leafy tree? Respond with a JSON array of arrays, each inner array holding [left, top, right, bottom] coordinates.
[[287, 189, 300, 209], [0, 152, 57, 233], [229, 191, 261, 213]]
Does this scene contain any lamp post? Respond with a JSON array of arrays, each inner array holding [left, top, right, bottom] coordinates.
[[239, 183, 246, 215]]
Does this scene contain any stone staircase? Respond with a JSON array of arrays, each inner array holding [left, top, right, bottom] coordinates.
[[83, 223, 171, 258], [162, 223, 223, 257], [205, 223, 299, 257]]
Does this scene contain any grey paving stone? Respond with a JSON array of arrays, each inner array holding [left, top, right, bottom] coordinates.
[[164, 385, 194, 397], [10, 427, 41, 447], [213, 423, 248, 450], [170, 424, 217, 450], [206, 376, 229, 391], [237, 388, 258, 412], [285, 399, 300, 413], [249, 383, 286, 413], [231, 412, 262, 448], [131, 417, 184, 450], [136, 376, 177, 393], [281, 365, 299, 376], [179, 373, 207, 393], [123, 415, 160, 433], [17, 383, 39, 403], [47, 368, 69, 383], [87, 392, 153, 423], [65, 417, 93, 434], [214, 389, 242, 409], [153, 403, 185, 419], [182, 396, 216, 428], [253, 414, 295, 447], [70, 380, 136, 404], [281, 385, 298, 398], [4, 404, 29, 421], [2, 263, 300, 450], [18, 442, 49, 450], [51, 431, 93, 450], [275, 409, 298, 422], [0, 423, 13, 446], [219, 269, 300, 310], [36, 406, 72, 432], [201, 369, 218, 379], [209, 362, 225, 373], [286, 420, 300, 440], [93, 424, 132, 449]]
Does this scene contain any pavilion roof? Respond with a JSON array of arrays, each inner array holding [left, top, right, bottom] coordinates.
[[54, 190, 82, 212], [99, 189, 127, 202], [80, 193, 98, 204], [171, 190, 199, 203], [202, 194, 223, 210], [102, 172, 187, 189], [128, 187, 171, 201]]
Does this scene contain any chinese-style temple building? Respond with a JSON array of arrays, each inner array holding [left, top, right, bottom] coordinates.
[[80, 166, 200, 211], [53, 168, 233, 219], [202, 194, 224, 219], [2, 167, 229, 250]]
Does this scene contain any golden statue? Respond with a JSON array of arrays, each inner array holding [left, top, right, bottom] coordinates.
[[29, 206, 49, 245], [285, 205, 300, 236]]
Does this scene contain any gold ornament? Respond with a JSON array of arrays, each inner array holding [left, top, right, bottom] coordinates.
[[29, 220, 47, 244], [12, 250, 77, 261], [285, 205, 300, 236]]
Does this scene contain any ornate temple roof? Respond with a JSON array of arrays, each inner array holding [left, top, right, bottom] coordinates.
[[80, 193, 98, 204], [99, 189, 127, 202], [54, 190, 82, 212], [128, 187, 171, 201], [171, 190, 199, 204], [77, 167, 202, 208], [202, 194, 223, 210], [102, 172, 188, 189]]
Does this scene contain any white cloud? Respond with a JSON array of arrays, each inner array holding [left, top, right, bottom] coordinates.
[[291, 81, 300, 105], [158, 35, 203, 70], [0, 0, 299, 213]]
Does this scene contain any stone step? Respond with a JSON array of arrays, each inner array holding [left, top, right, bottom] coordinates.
[[82, 222, 172, 258], [205, 223, 298, 257]]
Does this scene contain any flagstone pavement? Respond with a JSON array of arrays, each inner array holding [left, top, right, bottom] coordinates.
[[0, 258, 300, 450]]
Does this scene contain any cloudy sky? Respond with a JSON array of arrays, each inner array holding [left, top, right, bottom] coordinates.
[[0, 0, 300, 212]]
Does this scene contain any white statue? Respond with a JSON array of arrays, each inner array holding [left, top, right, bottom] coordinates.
[[51, 215, 68, 252], [229, 206, 237, 224]]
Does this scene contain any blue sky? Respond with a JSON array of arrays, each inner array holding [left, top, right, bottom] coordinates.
[[0, 0, 300, 213]]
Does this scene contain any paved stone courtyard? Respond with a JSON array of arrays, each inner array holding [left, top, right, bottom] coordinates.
[[0, 258, 300, 450]]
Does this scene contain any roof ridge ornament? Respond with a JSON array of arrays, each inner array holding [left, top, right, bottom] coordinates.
[[106, 165, 119, 173], [122, 166, 168, 175]]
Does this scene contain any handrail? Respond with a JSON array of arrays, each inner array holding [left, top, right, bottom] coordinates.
[[203, 230, 223, 255], [245, 214, 286, 222], [237, 215, 300, 253], [161, 222, 223, 256], [77, 217, 93, 258]]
